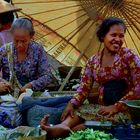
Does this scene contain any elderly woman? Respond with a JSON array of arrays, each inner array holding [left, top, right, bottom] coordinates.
[[40, 17, 140, 138], [0, 17, 53, 128], [0, 17, 53, 95]]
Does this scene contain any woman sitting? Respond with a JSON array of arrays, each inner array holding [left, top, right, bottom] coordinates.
[[0, 17, 53, 96], [40, 17, 140, 138], [0, 17, 53, 128]]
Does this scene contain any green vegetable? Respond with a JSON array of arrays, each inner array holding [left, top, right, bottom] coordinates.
[[58, 128, 117, 140], [5, 127, 42, 140], [7, 132, 24, 139], [0, 125, 7, 131], [0, 132, 6, 140]]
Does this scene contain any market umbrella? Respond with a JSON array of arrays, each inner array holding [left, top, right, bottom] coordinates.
[[12, 0, 140, 91], [12, 0, 140, 67]]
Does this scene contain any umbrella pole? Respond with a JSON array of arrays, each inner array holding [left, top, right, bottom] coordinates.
[[58, 53, 83, 91], [58, 35, 96, 91]]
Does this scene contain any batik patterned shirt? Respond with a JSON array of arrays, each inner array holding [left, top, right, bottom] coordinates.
[[71, 47, 140, 111], [0, 41, 53, 91]]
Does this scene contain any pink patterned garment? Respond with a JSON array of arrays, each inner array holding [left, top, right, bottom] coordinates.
[[71, 47, 140, 111]]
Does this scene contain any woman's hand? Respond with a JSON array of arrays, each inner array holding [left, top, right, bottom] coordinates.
[[0, 81, 12, 94], [98, 105, 119, 117], [20, 83, 32, 93], [61, 102, 75, 121]]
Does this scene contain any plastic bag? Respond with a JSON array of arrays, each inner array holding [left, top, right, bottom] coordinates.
[[0, 126, 46, 140]]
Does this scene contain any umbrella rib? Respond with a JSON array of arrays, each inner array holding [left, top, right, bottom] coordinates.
[[124, 39, 128, 48], [101, 0, 120, 18], [46, 17, 91, 59], [29, 4, 81, 16], [110, 0, 123, 10], [124, 7, 140, 18], [59, 26, 98, 91], [123, 11, 140, 31], [126, 3, 140, 9], [126, 29, 140, 55], [80, 0, 110, 19], [118, 10, 140, 39], [41, 8, 83, 24], [14, 0, 77, 4], [121, 12, 140, 41], [120, 14, 140, 55], [27, 10, 87, 41], [123, 8, 140, 30], [73, 21, 96, 46], [125, 5, 140, 14], [66, 18, 92, 41], [18, 11, 84, 58], [101, 0, 111, 15], [47, 17, 90, 53], [36, 12, 88, 39], [99, 0, 121, 16], [94, 0, 109, 10], [115, 4, 140, 28], [61, 21, 96, 62], [114, 10, 139, 53], [127, 1, 140, 6]]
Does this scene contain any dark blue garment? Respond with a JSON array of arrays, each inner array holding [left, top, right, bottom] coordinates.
[[18, 75, 29, 86], [0, 112, 12, 128], [103, 79, 128, 105], [18, 96, 72, 111]]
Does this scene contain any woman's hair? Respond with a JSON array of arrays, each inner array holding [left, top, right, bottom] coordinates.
[[96, 17, 126, 42], [11, 17, 35, 36], [0, 11, 14, 25]]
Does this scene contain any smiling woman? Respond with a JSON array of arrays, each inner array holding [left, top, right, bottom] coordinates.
[[40, 17, 140, 138]]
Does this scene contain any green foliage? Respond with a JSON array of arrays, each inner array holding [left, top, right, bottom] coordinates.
[[58, 128, 117, 140]]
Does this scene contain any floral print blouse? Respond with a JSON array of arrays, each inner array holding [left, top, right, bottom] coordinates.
[[0, 41, 53, 91], [71, 47, 140, 111]]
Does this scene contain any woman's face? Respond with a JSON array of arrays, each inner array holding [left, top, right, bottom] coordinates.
[[13, 28, 32, 52], [103, 24, 125, 54]]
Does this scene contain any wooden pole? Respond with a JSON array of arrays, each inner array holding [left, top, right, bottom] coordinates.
[[58, 32, 97, 91]]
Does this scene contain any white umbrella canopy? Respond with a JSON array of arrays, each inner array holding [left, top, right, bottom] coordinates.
[[12, 0, 140, 67]]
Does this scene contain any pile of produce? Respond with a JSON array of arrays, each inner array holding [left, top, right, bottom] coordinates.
[[58, 128, 117, 140]]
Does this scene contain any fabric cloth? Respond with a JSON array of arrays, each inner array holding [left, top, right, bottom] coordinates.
[[71, 47, 140, 111], [0, 41, 53, 91], [76, 104, 131, 124], [19, 96, 71, 126], [0, 41, 53, 128], [27, 105, 66, 127], [0, 30, 22, 128], [103, 79, 127, 105], [18, 96, 72, 111], [0, 100, 22, 128]]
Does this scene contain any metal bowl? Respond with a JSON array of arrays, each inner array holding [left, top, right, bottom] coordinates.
[[120, 100, 140, 123]]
